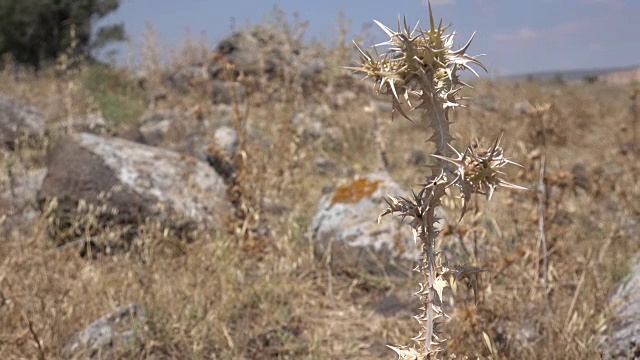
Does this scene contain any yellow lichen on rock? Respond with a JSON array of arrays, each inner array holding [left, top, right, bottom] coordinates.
[[330, 178, 382, 206]]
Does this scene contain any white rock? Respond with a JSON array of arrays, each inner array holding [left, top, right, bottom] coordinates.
[[61, 304, 146, 359], [309, 172, 446, 275]]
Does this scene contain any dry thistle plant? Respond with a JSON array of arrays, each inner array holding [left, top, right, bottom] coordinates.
[[349, 5, 524, 359]]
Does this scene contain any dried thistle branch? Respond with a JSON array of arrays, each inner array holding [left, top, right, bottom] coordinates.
[[350, 4, 523, 358]]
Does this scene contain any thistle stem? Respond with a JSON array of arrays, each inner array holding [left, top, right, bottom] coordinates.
[[419, 72, 452, 159], [422, 88, 449, 357], [424, 215, 437, 355]]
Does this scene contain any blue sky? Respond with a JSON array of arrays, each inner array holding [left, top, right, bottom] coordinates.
[[103, 0, 639, 76]]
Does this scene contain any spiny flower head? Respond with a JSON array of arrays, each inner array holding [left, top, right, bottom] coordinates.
[[347, 3, 486, 118], [433, 133, 526, 216]]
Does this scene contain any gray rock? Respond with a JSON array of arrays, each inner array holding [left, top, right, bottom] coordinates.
[[513, 101, 533, 115], [145, 90, 168, 109], [603, 253, 640, 359], [61, 304, 146, 359], [322, 126, 345, 152], [303, 121, 324, 142], [291, 112, 309, 128], [174, 128, 242, 183], [216, 30, 262, 75], [571, 163, 591, 192], [309, 172, 445, 275], [38, 133, 231, 247], [195, 126, 239, 181], [213, 25, 296, 78], [314, 156, 337, 175], [262, 197, 290, 216], [71, 114, 109, 135], [292, 112, 323, 142], [620, 216, 640, 241], [138, 111, 175, 146], [139, 119, 171, 146], [213, 126, 238, 157], [333, 90, 357, 108], [0, 94, 46, 149], [301, 58, 325, 80], [292, 106, 336, 143]]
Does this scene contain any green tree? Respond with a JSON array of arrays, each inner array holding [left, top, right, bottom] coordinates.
[[0, 0, 125, 68]]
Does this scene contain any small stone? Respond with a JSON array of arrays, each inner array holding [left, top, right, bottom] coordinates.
[[314, 156, 336, 175], [301, 58, 325, 80], [61, 304, 146, 359], [137, 110, 178, 146], [72, 114, 109, 134], [513, 101, 533, 115], [333, 90, 357, 108], [139, 119, 172, 146], [213, 126, 238, 157], [292, 112, 324, 142], [571, 163, 590, 192]]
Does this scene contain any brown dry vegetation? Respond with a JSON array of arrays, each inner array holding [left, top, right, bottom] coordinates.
[[1, 15, 639, 360]]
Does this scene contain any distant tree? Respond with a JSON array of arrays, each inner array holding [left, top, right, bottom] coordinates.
[[583, 74, 599, 84], [0, 0, 125, 68], [552, 73, 565, 85]]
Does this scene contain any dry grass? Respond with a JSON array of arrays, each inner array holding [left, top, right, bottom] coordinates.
[[1, 19, 639, 360]]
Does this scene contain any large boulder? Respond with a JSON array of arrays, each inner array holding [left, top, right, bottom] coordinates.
[[212, 25, 297, 78], [38, 132, 231, 247], [61, 304, 146, 359], [309, 172, 445, 275], [0, 94, 46, 149]]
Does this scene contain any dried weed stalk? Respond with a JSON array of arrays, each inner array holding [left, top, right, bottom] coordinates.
[[56, 24, 83, 134], [349, 5, 524, 358], [630, 86, 639, 153], [218, 58, 268, 252]]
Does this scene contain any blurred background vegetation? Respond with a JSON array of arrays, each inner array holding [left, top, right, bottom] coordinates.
[[0, 0, 125, 68]]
